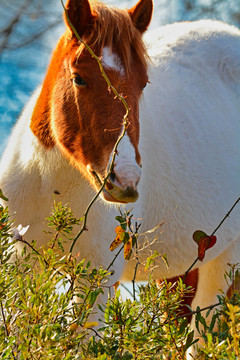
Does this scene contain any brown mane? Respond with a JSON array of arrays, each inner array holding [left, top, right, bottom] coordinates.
[[76, 0, 149, 75]]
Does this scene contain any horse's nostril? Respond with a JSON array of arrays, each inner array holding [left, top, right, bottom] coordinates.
[[109, 170, 116, 182], [125, 186, 139, 199]]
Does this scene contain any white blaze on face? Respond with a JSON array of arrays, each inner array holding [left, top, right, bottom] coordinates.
[[101, 48, 140, 189], [112, 135, 141, 190], [101, 47, 125, 75]]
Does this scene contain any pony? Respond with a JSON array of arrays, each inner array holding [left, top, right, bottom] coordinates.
[[0, 0, 240, 357]]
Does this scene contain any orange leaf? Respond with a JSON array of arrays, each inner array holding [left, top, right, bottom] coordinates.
[[124, 238, 132, 260], [110, 237, 123, 251], [115, 225, 125, 236], [68, 323, 79, 332], [113, 281, 120, 291], [110, 226, 125, 251], [0, 223, 6, 230]]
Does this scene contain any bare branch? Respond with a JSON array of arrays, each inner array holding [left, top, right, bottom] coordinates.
[[0, 0, 32, 54]]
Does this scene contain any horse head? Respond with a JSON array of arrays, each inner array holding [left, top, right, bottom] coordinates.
[[30, 0, 153, 203]]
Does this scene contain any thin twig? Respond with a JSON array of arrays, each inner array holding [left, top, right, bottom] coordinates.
[[18, 238, 42, 258], [210, 196, 240, 237], [88, 326, 103, 339], [132, 223, 141, 301], [51, 231, 60, 250], [183, 196, 240, 281], [0, 300, 9, 337], [17, 237, 65, 278], [168, 322, 184, 360], [0, 0, 32, 54], [163, 302, 221, 324], [120, 283, 134, 298], [61, 1, 130, 254], [182, 258, 199, 282], [107, 245, 124, 271]]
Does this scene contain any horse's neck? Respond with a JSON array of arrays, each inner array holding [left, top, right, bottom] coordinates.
[[0, 88, 93, 211]]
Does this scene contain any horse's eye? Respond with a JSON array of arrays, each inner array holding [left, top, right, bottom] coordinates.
[[142, 83, 147, 91], [71, 74, 86, 87]]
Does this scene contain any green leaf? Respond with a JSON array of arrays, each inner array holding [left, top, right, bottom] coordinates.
[[145, 250, 160, 270], [192, 230, 208, 245], [115, 215, 127, 230], [209, 313, 218, 332], [184, 330, 195, 352], [161, 253, 169, 269]]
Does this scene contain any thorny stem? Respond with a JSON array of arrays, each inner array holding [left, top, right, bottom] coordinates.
[[61, 1, 130, 254], [107, 245, 124, 271], [183, 196, 240, 282]]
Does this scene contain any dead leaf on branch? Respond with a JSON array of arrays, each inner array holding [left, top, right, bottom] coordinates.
[[110, 226, 125, 251], [110, 225, 134, 260], [192, 230, 217, 261], [124, 237, 132, 260], [113, 281, 120, 291]]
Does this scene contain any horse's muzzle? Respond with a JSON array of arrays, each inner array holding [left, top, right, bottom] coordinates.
[[87, 165, 140, 204], [103, 177, 139, 203]]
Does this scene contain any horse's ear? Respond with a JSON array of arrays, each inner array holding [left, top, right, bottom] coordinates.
[[128, 0, 153, 33], [64, 0, 94, 36]]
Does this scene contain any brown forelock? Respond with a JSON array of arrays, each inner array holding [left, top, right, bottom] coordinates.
[[86, 0, 149, 76]]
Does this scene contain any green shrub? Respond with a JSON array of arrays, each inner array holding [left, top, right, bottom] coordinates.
[[0, 200, 239, 359]]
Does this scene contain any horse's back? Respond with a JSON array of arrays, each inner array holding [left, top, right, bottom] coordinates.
[[125, 20, 240, 280], [145, 20, 240, 93]]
